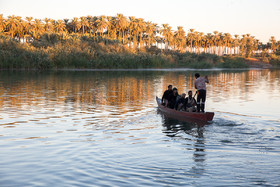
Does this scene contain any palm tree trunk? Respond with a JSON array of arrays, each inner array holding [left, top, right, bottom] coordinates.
[[190, 40, 193, 53], [122, 29, 124, 44]]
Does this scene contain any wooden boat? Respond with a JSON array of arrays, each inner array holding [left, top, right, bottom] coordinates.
[[156, 96, 214, 122]]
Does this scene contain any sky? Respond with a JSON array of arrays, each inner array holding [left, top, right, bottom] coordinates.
[[0, 0, 279, 43]]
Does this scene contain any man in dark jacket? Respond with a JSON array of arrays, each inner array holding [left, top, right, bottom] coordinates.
[[162, 85, 172, 106], [167, 87, 178, 109]]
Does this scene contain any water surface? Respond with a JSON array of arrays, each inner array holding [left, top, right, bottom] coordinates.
[[0, 69, 279, 186]]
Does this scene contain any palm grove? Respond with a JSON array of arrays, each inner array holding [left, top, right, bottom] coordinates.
[[0, 14, 279, 69]]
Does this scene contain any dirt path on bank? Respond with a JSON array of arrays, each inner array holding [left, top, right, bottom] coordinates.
[[245, 58, 273, 69]]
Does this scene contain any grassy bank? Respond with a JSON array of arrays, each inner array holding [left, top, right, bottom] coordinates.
[[0, 33, 253, 69]]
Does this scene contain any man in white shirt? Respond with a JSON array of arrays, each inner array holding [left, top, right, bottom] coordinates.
[[194, 73, 209, 112]]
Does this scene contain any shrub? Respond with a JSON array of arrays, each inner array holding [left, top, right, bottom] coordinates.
[[0, 34, 259, 70]]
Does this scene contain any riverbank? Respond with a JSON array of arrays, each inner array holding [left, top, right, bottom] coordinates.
[[0, 34, 278, 70], [244, 58, 272, 69]]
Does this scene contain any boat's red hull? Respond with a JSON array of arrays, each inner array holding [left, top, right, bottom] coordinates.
[[156, 96, 214, 122]]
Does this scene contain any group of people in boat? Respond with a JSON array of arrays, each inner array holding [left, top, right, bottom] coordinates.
[[161, 73, 209, 113]]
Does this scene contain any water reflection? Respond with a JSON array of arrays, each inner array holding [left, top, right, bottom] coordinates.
[[0, 69, 279, 129], [160, 113, 206, 177], [191, 126, 206, 176], [0, 70, 279, 108], [1, 69, 279, 129]]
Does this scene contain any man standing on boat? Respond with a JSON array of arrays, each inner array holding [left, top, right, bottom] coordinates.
[[162, 85, 172, 106], [194, 73, 209, 113]]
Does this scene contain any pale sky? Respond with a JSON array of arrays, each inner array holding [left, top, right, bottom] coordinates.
[[0, 0, 279, 43]]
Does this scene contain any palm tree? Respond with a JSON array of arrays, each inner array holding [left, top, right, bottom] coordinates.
[[269, 36, 277, 52], [174, 26, 186, 52], [71, 17, 80, 33], [15, 16, 24, 40], [151, 23, 159, 47], [205, 33, 213, 53], [217, 32, 224, 56], [197, 32, 204, 53], [129, 16, 137, 48], [145, 21, 156, 48], [240, 34, 247, 57], [87, 16, 98, 37], [44, 18, 53, 32], [6, 15, 20, 38], [96, 15, 107, 37], [161, 24, 169, 50], [212, 31, 219, 55], [155, 36, 162, 49], [63, 19, 70, 32], [187, 29, 195, 53], [233, 34, 240, 55], [55, 20, 66, 33], [135, 18, 146, 48], [0, 14, 6, 33], [32, 19, 43, 39], [24, 17, 34, 42], [245, 34, 254, 58], [80, 16, 89, 35], [116, 14, 128, 44], [193, 31, 200, 53], [107, 16, 117, 39], [276, 40, 280, 54], [162, 24, 173, 50], [223, 33, 232, 55], [1, 13, 275, 57]]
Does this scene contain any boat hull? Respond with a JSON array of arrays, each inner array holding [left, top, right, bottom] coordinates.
[[156, 96, 214, 122]]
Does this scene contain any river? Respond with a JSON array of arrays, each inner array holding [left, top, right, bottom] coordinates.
[[0, 69, 279, 186]]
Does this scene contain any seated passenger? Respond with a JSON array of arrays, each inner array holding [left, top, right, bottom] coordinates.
[[161, 85, 172, 106], [185, 90, 197, 112], [175, 93, 186, 111], [166, 87, 178, 109]]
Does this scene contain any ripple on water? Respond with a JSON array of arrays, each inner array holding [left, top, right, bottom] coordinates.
[[1, 70, 280, 186]]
